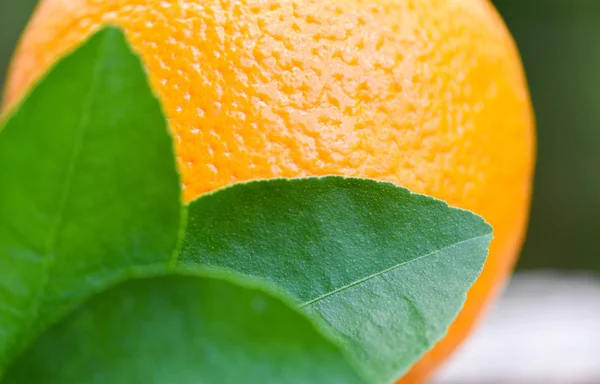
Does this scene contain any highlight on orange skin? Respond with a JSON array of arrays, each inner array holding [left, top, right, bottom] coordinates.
[[3, 0, 535, 381]]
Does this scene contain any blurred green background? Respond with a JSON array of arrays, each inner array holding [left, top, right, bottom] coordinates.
[[1, 1, 597, 272]]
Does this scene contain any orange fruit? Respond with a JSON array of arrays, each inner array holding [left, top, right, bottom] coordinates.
[[3, 0, 534, 381]]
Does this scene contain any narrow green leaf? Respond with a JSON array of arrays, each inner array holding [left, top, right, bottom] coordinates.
[[0, 27, 181, 369], [3, 270, 366, 384], [178, 177, 492, 383]]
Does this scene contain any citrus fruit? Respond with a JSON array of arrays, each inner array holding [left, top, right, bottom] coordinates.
[[3, 0, 535, 381]]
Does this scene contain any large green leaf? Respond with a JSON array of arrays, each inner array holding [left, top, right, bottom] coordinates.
[[3, 271, 366, 384], [178, 177, 492, 382], [0, 28, 181, 370]]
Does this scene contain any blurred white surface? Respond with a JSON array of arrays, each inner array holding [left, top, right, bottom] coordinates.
[[433, 272, 600, 384]]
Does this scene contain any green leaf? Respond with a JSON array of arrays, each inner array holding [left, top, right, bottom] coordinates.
[[0, 27, 181, 370], [178, 177, 492, 383], [2, 270, 366, 384]]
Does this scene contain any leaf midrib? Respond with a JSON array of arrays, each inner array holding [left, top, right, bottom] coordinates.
[[298, 233, 491, 308], [11, 34, 110, 363]]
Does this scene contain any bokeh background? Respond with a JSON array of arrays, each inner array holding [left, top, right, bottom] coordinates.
[[2, 1, 599, 383]]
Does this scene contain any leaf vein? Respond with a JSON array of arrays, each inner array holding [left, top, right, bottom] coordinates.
[[298, 233, 490, 308], [18, 35, 109, 349]]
